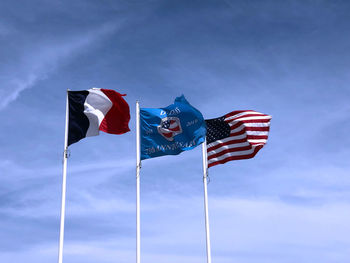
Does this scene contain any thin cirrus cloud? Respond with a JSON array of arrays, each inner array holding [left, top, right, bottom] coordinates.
[[0, 22, 118, 111], [1, 1, 350, 263]]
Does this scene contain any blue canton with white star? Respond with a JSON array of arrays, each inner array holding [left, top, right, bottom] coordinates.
[[205, 116, 231, 144]]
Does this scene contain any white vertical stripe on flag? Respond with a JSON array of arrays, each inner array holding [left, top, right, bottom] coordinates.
[[84, 88, 113, 137]]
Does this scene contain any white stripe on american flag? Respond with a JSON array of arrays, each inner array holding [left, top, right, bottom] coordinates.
[[207, 134, 247, 149], [207, 110, 271, 168], [225, 111, 265, 121], [207, 142, 250, 157], [246, 131, 269, 136], [208, 148, 256, 165], [230, 125, 245, 133], [249, 139, 267, 144], [244, 122, 270, 127], [230, 116, 271, 122]]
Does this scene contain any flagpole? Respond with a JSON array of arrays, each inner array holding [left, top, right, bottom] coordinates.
[[58, 90, 69, 263], [136, 101, 141, 263], [202, 139, 212, 263]]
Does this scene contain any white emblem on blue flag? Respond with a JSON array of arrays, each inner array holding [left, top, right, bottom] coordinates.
[[157, 117, 182, 141]]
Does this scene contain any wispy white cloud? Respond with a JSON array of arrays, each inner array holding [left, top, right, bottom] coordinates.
[[1, 185, 349, 262], [142, 195, 350, 262], [29, 196, 350, 262], [0, 22, 118, 111], [0, 157, 134, 182], [0, 157, 135, 220], [208, 197, 350, 261]]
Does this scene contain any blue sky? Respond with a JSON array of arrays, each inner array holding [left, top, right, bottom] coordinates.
[[1, 0, 350, 262]]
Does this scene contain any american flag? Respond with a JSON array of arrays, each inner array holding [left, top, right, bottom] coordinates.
[[205, 110, 271, 168]]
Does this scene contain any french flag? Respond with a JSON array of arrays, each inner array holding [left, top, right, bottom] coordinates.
[[68, 88, 130, 146]]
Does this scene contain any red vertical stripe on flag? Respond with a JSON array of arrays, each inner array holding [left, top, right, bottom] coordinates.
[[99, 89, 131, 134]]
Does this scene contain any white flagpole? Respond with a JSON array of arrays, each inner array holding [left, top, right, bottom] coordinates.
[[136, 101, 141, 263], [202, 138, 212, 263], [58, 90, 69, 263]]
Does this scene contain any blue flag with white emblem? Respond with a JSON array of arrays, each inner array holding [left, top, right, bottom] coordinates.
[[140, 95, 206, 160]]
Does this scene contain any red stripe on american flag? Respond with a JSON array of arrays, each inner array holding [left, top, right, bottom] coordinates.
[[208, 145, 263, 168], [230, 129, 246, 137], [246, 135, 268, 140], [208, 145, 253, 159], [227, 113, 267, 121], [207, 138, 248, 152], [225, 110, 255, 118], [237, 119, 271, 124], [207, 110, 271, 168], [245, 126, 270, 131], [229, 122, 243, 130]]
